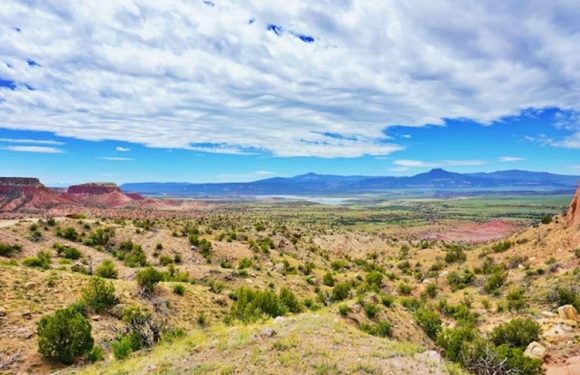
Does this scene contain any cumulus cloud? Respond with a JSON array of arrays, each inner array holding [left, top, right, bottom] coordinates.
[[115, 146, 130, 152], [498, 156, 525, 162], [1, 145, 63, 153], [394, 159, 486, 168], [1, 1, 580, 157]]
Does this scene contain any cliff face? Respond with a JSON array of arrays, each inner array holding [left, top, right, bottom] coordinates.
[[567, 181, 580, 227], [67, 183, 121, 195], [0, 178, 66, 211]]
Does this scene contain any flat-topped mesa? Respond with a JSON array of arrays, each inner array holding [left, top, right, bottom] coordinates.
[[67, 183, 121, 195], [567, 181, 580, 227], [0, 177, 44, 188]]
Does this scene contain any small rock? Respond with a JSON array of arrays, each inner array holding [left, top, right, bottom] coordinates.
[[558, 305, 578, 321], [21, 311, 32, 319], [0, 309, 6, 317], [524, 342, 546, 360], [17, 328, 34, 339], [273, 316, 284, 324], [260, 327, 276, 338], [91, 315, 101, 321], [24, 282, 36, 289], [274, 263, 285, 273], [146, 365, 156, 372], [541, 311, 557, 318]]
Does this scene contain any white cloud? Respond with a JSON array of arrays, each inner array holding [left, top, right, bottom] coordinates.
[[498, 156, 525, 162], [1, 1, 580, 157], [1, 145, 63, 153], [99, 156, 134, 161], [0, 138, 64, 145], [115, 146, 130, 152], [394, 159, 486, 168]]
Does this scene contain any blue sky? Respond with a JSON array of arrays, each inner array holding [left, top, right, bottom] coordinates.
[[1, 108, 578, 185], [1, 1, 579, 185]]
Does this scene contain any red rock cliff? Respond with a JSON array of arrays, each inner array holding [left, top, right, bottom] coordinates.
[[567, 181, 580, 227], [67, 183, 121, 195]]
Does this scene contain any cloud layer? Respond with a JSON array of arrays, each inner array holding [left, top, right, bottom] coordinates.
[[1, 1, 580, 157]]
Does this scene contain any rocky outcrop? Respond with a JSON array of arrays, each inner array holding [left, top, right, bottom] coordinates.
[[0, 178, 66, 211], [558, 305, 578, 321], [0, 177, 44, 188], [567, 181, 580, 226], [67, 183, 121, 195], [524, 341, 546, 361]]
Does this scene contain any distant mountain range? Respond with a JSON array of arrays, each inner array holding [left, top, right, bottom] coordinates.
[[121, 169, 580, 197]]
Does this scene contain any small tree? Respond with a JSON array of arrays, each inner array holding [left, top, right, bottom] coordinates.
[[95, 260, 118, 279], [82, 277, 117, 313], [136, 267, 163, 294], [37, 307, 94, 364], [490, 318, 541, 350], [415, 308, 442, 339]]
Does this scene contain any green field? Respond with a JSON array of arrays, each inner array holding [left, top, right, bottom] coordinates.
[[217, 194, 572, 231]]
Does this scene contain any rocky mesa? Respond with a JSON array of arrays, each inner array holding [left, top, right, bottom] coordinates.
[[67, 182, 122, 195], [0, 177, 67, 212], [0, 179, 146, 213]]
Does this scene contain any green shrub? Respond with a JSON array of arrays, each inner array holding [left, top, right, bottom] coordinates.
[[462, 341, 542, 375], [421, 283, 438, 299], [415, 308, 442, 339], [490, 318, 541, 350], [87, 346, 104, 363], [547, 285, 580, 310], [444, 244, 467, 264], [338, 304, 350, 316], [56, 227, 80, 242], [37, 307, 94, 364], [398, 282, 412, 296], [173, 284, 185, 296], [365, 271, 383, 289], [84, 227, 114, 247], [491, 240, 512, 253], [238, 257, 253, 270], [484, 271, 506, 295], [331, 282, 351, 302], [95, 260, 118, 279], [0, 242, 22, 257], [361, 320, 392, 338], [229, 287, 285, 322], [115, 240, 148, 267], [541, 214, 553, 225], [400, 297, 421, 312], [381, 295, 395, 308], [82, 277, 117, 313], [136, 267, 163, 294], [112, 333, 138, 360], [436, 325, 478, 362], [54, 243, 81, 260], [22, 251, 51, 269], [323, 272, 335, 287], [364, 303, 379, 319], [506, 287, 528, 312], [447, 269, 474, 291], [279, 287, 303, 313]]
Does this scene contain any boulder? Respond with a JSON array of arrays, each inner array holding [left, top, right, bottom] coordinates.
[[524, 341, 546, 360], [558, 305, 578, 321], [259, 327, 276, 338]]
